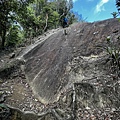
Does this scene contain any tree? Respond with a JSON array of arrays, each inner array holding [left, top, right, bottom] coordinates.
[[111, 12, 118, 18], [53, 0, 74, 26], [6, 25, 24, 47], [0, 0, 34, 49], [0, 0, 17, 48], [42, 5, 59, 31], [0, 0, 75, 49], [116, 0, 120, 14]]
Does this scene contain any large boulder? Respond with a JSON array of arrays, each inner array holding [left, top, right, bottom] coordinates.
[[17, 18, 120, 104]]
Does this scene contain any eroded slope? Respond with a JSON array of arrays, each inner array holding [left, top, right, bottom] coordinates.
[[20, 18, 120, 104]]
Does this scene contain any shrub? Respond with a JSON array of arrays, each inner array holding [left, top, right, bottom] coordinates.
[[6, 25, 24, 47], [104, 36, 120, 77]]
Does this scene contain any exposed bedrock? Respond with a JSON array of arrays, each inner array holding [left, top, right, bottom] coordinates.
[[17, 18, 120, 105]]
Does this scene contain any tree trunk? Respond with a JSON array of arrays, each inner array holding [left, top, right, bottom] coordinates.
[[43, 13, 48, 32], [1, 29, 6, 49]]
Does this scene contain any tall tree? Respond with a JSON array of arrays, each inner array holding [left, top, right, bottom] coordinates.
[[0, 0, 75, 49], [116, 0, 120, 13], [0, 0, 17, 48], [111, 12, 118, 18], [0, 0, 34, 49]]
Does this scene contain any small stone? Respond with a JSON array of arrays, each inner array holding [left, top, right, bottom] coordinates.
[[93, 31, 99, 35], [111, 108, 116, 112], [34, 99, 38, 102], [6, 91, 11, 94], [62, 96, 66, 102], [86, 106, 91, 110], [9, 52, 15, 58], [90, 115, 96, 120], [1, 60, 4, 62]]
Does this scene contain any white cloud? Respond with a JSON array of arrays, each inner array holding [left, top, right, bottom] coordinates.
[[95, 0, 109, 13], [73, 0, 78, 2]]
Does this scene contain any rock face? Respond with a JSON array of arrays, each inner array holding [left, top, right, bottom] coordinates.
[[17, 18, 120, 104], [0, 18, 120, 120]]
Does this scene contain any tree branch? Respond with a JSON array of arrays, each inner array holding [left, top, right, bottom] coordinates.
[[43, 13, 48, 32]]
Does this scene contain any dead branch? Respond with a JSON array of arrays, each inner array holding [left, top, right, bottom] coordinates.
[[43, 13, 48, 32]]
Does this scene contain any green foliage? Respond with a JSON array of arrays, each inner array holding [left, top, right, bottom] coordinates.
[[0, 0, 75, 49], [44, 4, 59, 29], [67, 12, 78, 24], [0, 0, 17, 48], [104, 36, 120, 77], [6, 25, 24, 47], [116, 0, 120, 13], [0, 0, 34, 48], [0, 104, 10, 120], [97, 35, 120, 78], [118, 18, 120, 22], [111, 12, 118, 18]]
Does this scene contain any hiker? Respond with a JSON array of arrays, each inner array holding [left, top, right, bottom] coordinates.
[[63, 17, 68, 28]]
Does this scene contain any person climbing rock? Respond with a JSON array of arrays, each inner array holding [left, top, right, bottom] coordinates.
[[62, 16, 69, 35], [63, 17, 68, 28]]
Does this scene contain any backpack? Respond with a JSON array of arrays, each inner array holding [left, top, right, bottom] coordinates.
[[63, 17, 68, 23]]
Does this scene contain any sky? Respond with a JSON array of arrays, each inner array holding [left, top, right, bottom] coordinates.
[[72, 0, 118, 22]]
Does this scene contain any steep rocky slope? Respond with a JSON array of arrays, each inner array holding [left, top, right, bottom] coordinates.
[[0, 18, 120, 120], [19, 18, 120, 104]]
